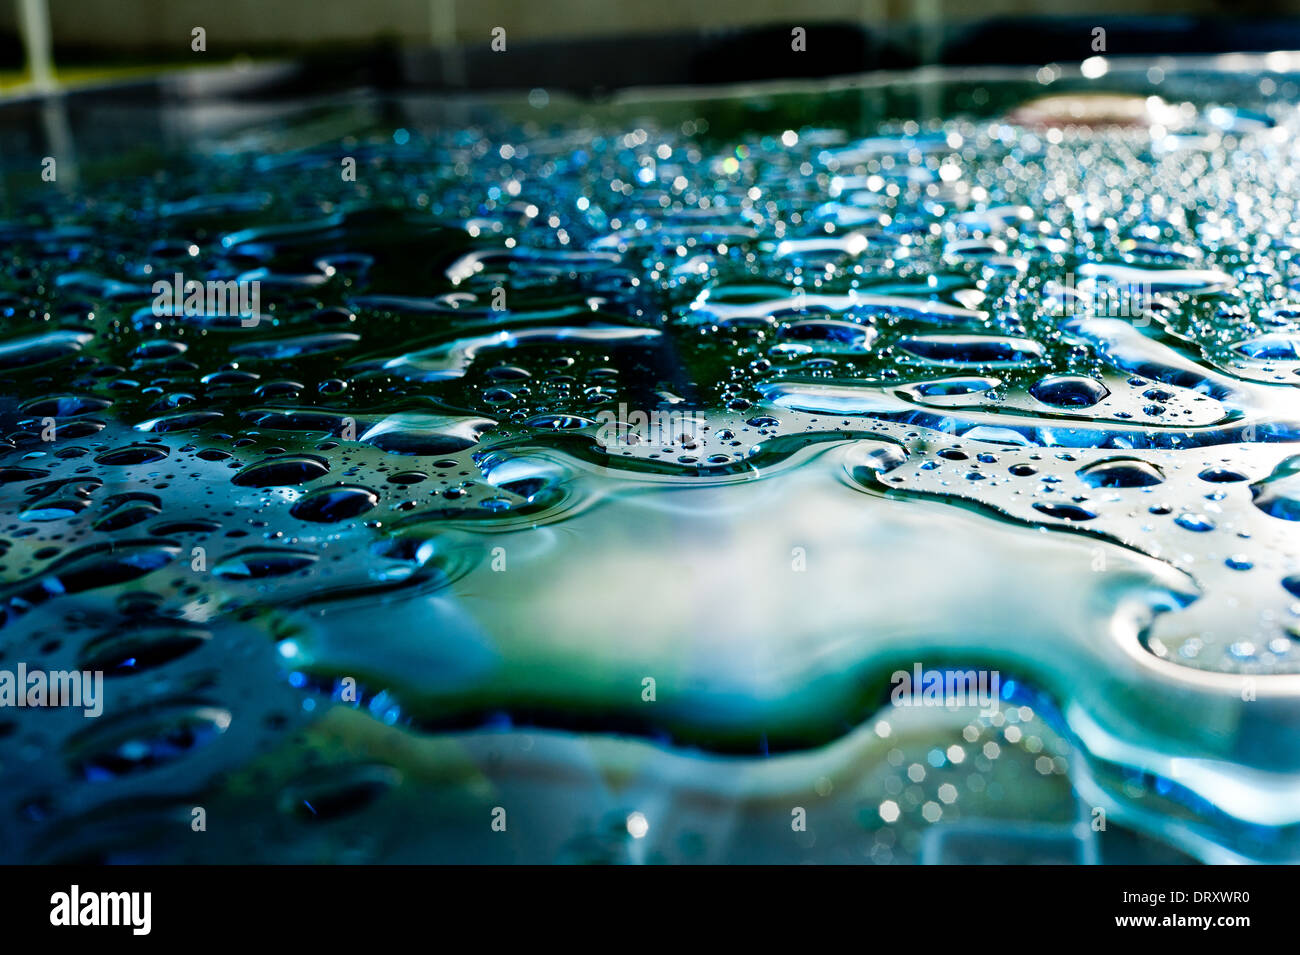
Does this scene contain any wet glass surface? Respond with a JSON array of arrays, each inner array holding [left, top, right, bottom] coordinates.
[[0, 59, 1298, 862]]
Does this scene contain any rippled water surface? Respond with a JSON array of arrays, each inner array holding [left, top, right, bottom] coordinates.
[[2, 63, 1300, 862]]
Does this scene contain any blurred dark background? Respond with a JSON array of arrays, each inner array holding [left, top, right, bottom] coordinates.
[[3, 0, 1300, 96]]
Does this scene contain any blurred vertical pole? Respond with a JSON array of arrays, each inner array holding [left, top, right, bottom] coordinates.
[[18, 0, 55, 92], [915, 0, 941, 121], [430, 0, 466, 88], [915, 0, 942, 67], [860, 0, 887, 136], [18, 0, 77, 189]]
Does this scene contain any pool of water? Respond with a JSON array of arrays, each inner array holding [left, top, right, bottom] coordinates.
[[1, 56, 1299, 863]]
